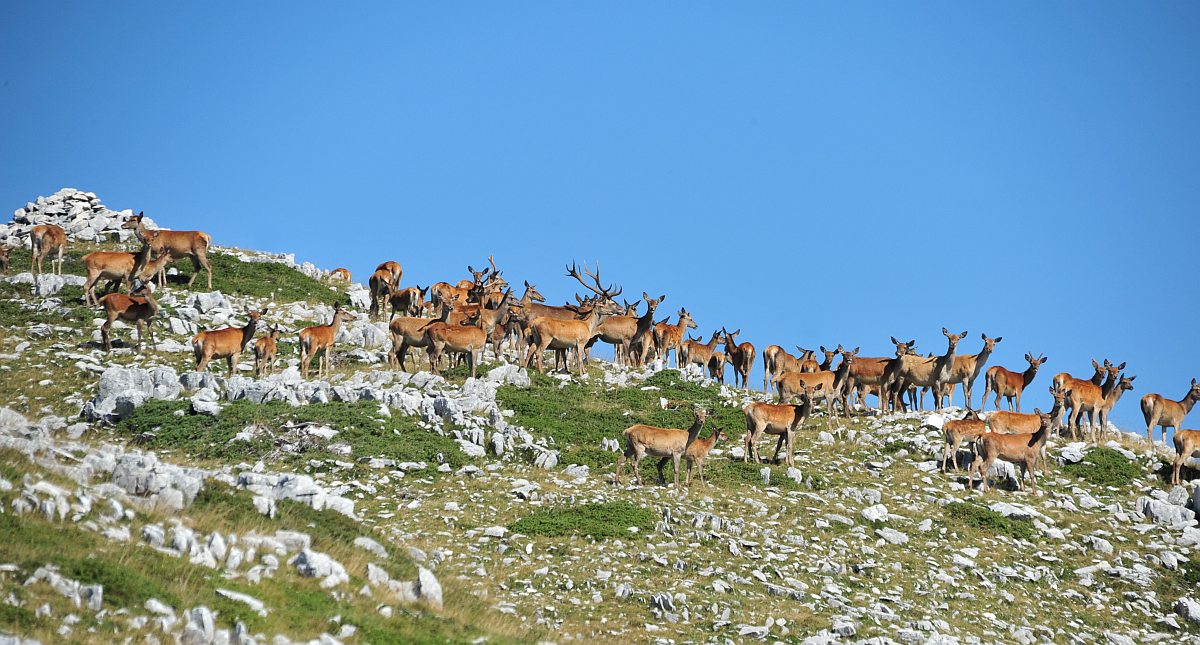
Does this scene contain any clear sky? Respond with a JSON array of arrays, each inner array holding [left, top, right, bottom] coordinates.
[[2, 2, 1198, 434]]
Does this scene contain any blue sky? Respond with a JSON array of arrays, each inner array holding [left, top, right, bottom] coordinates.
[[2, 2, 1198, 433]]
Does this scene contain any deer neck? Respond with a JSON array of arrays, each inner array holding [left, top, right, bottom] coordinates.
[[1090, 369, 1105, 385], [705, 334, 720, 352], [684, 416, 704, 451], [833, 360, 852, 389], [1179, 389, 1200, 413], [1099, 371, 1118, 398], [329, 313, 347, 336], [1022, 365, 1039, 388], [820, 355, 834, 371], [241, 318, 260, 346]]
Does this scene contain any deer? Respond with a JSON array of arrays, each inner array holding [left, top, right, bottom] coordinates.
[[1171, 429, 1200, 485], [527, 301, 619, 377], [682, 330, 723, 375], [743, 384, 817, 466], [192, 307, 268, 374], [97, 283, 160, 351], [796, 347, 820, 373], [1141, 378, 1200, 445], [589, 298, 643, 366], [424, 290, 514, 379], [299, 302, 357, 379], [388, 285, 430, 319], [776, 348, 857, 427], [817, 345, 841, 371], [389, 313, 437, 372], [972, 409, 1053, 493], [660, 426, 724, 487], [653, 308, 697, 369], [1066, 373, 1136, 443], [0, 244, 8, 274], [81, 246, 173, 306], [721, 328, 756, 390], [254, 325, 283, 377], [615, 408, 708, 488], [368, 268, 395, 320], [708, 351, 727, 384], [762, 345, 786, 391], [30, 224, 66, 275], [936, 333, 1001, 410], [762, 347, 808, 391], [122, 213, 212, 289], [329, 268, 351, 282], [985, 385, 1067, 475], [847, 338, 915, 413], [883, 328, 968, 413], [981, 353, 1048, 412], [939, 410, 987, 472], [1052, 359, 1109, 395], [628, 292, 666, 366], [375, 261, 403, 288]]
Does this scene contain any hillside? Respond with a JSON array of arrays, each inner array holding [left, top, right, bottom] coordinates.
[[1, 189, 1199, 645]]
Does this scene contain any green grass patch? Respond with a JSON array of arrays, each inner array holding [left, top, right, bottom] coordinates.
[[171, 251, 344, 307], [510, 501, 656, 539], [942, 501, 1036, 541], [1062, 447, 1141, 488]]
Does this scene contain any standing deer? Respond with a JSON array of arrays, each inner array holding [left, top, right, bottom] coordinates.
[[653, 309, 697, 369], [937, 333, 1001, 410], [628, 292, 666, 366], [0, 244, 9, 274], [721, 328, 756, 390], [847, 338, 915, 412], [743, 385, 817, 466], [615, 408, 708, 488], [776, 348, 857, 426], [939, 410, 986, 472], [981, 353, 1048, 412], [424, 290, 514, 379], [660, 426, 723, 488], [81, 247, 173, 307], [368, 268, 395, 320], [299, 303, 357, 379], [388, 285, 429, 319], [796, 347, 820, 373], [254, 325, 283, 377], [123, 214, 213, 289], [883, 329, 968, 412], [972, 409, 1053, 493], [762, 345, 786, 392], [1066, 373, 1135, 443], [527, 302, 619, 377], [708, 351, 727, 384], [97, 284, 160, 351], [30, 224, 66, 275], [762, 347, 807, 391], [682, 331, 722, 374], [589, 298, 642, 366], [375, 261, 403, 288], [192, 307, 268, 373], [1140, 378, 1200, 445], [1171, 429, 1200, 485]]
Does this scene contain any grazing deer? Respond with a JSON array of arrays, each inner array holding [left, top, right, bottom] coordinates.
[[1171, 429, 1200, 485], [884, 329, 968, 412], [425, 290, 514, 379], [192, 307, 267, 373], [299, 303, 357, 379], [708, 351, 727, 384], [1140, 379, 1200, 445], [368, 268, 395, 320], [375, 261, 403, 288], [1066, 373, 1135, 443], [940, 410, 987, 472], [388, 285, 429, 319], [615, 408, 708, 488], [330, 268, 351, 282], [629, 292, 666, 366], [743, 386, 816, 466], [122, 213, 213, 288], [776, 348, 857, 426], [30, 224, 66, 275], [653, 308, 697, 369], [81, 247, 173, 306], [937, 333, 1001, 410], [847, 338, 915, 412], [982, 353, 1048, 412], [721, 328, 756, 390], [254, 325, 283, 377], [661, 426, 724, 487], [97, 284, 160, 351], [527, 302, 618, 376], [972, 409, 1053, 493], [682, 330, 723, 375]]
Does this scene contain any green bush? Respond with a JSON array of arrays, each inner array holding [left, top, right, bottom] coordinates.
[[510, 501, 656, 539], [942, 501, 1036, 541], [1062, 447, 1141, 488]]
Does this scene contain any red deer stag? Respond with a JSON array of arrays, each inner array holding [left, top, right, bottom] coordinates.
[[1140, 378, 1200, 445], [30, 224, 66, 275], [981, 352, 1048, 412], [192, 307, 268, 373], [123, 213, 212, 288], [299, 303, 357, 379]]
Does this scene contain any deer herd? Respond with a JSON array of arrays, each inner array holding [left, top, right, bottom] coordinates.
[[19, 212, 1200, 492]]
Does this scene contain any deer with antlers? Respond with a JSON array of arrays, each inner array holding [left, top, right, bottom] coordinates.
[[1171, 429, 1200, 485], [81, 246, 174, 307], [972, 409, 1054, 493], [254, 325, 283, 377], [1140, 378, 1200, 445], [653, 308, 697, 369], [192, 307, 267, 373], [30, 224, 66, 276], [122, 213, 212, 289], [776, 348, 857, 427], [883, 328, 968, 413], [743, 384, 818, 466], [615, 407, 708, 488], [97, 283, 160, 351], [936, 333, 1001, 410], [299, 303, 357, 379], [981, 352, 1048, 412], [1066, 373, 1135, 443], [721, 328, 756, 390]]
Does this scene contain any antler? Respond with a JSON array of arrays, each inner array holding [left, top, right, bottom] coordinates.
[[565, 260, 623, 300]]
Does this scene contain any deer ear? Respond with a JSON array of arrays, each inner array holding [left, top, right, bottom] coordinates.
[[890, 336, 899, 344], [1193, 378, 1197, 386], [1034, 408, 1042, 415], [1116, 362, 1126, 370], [852, 347, 860, 354], [942, 327, 950, 336], [1127, 375, 1136, 381], [1092, 359, 1101, 369], [1040, 356, 1049, 364], [260, 307, 268, 315], [994, 336, 1003, 343]]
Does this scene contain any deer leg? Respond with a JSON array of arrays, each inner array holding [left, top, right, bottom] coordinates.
[[102, 319, 113, 351], [673, 454, 682, 489], [655, 458, 668, 485]]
